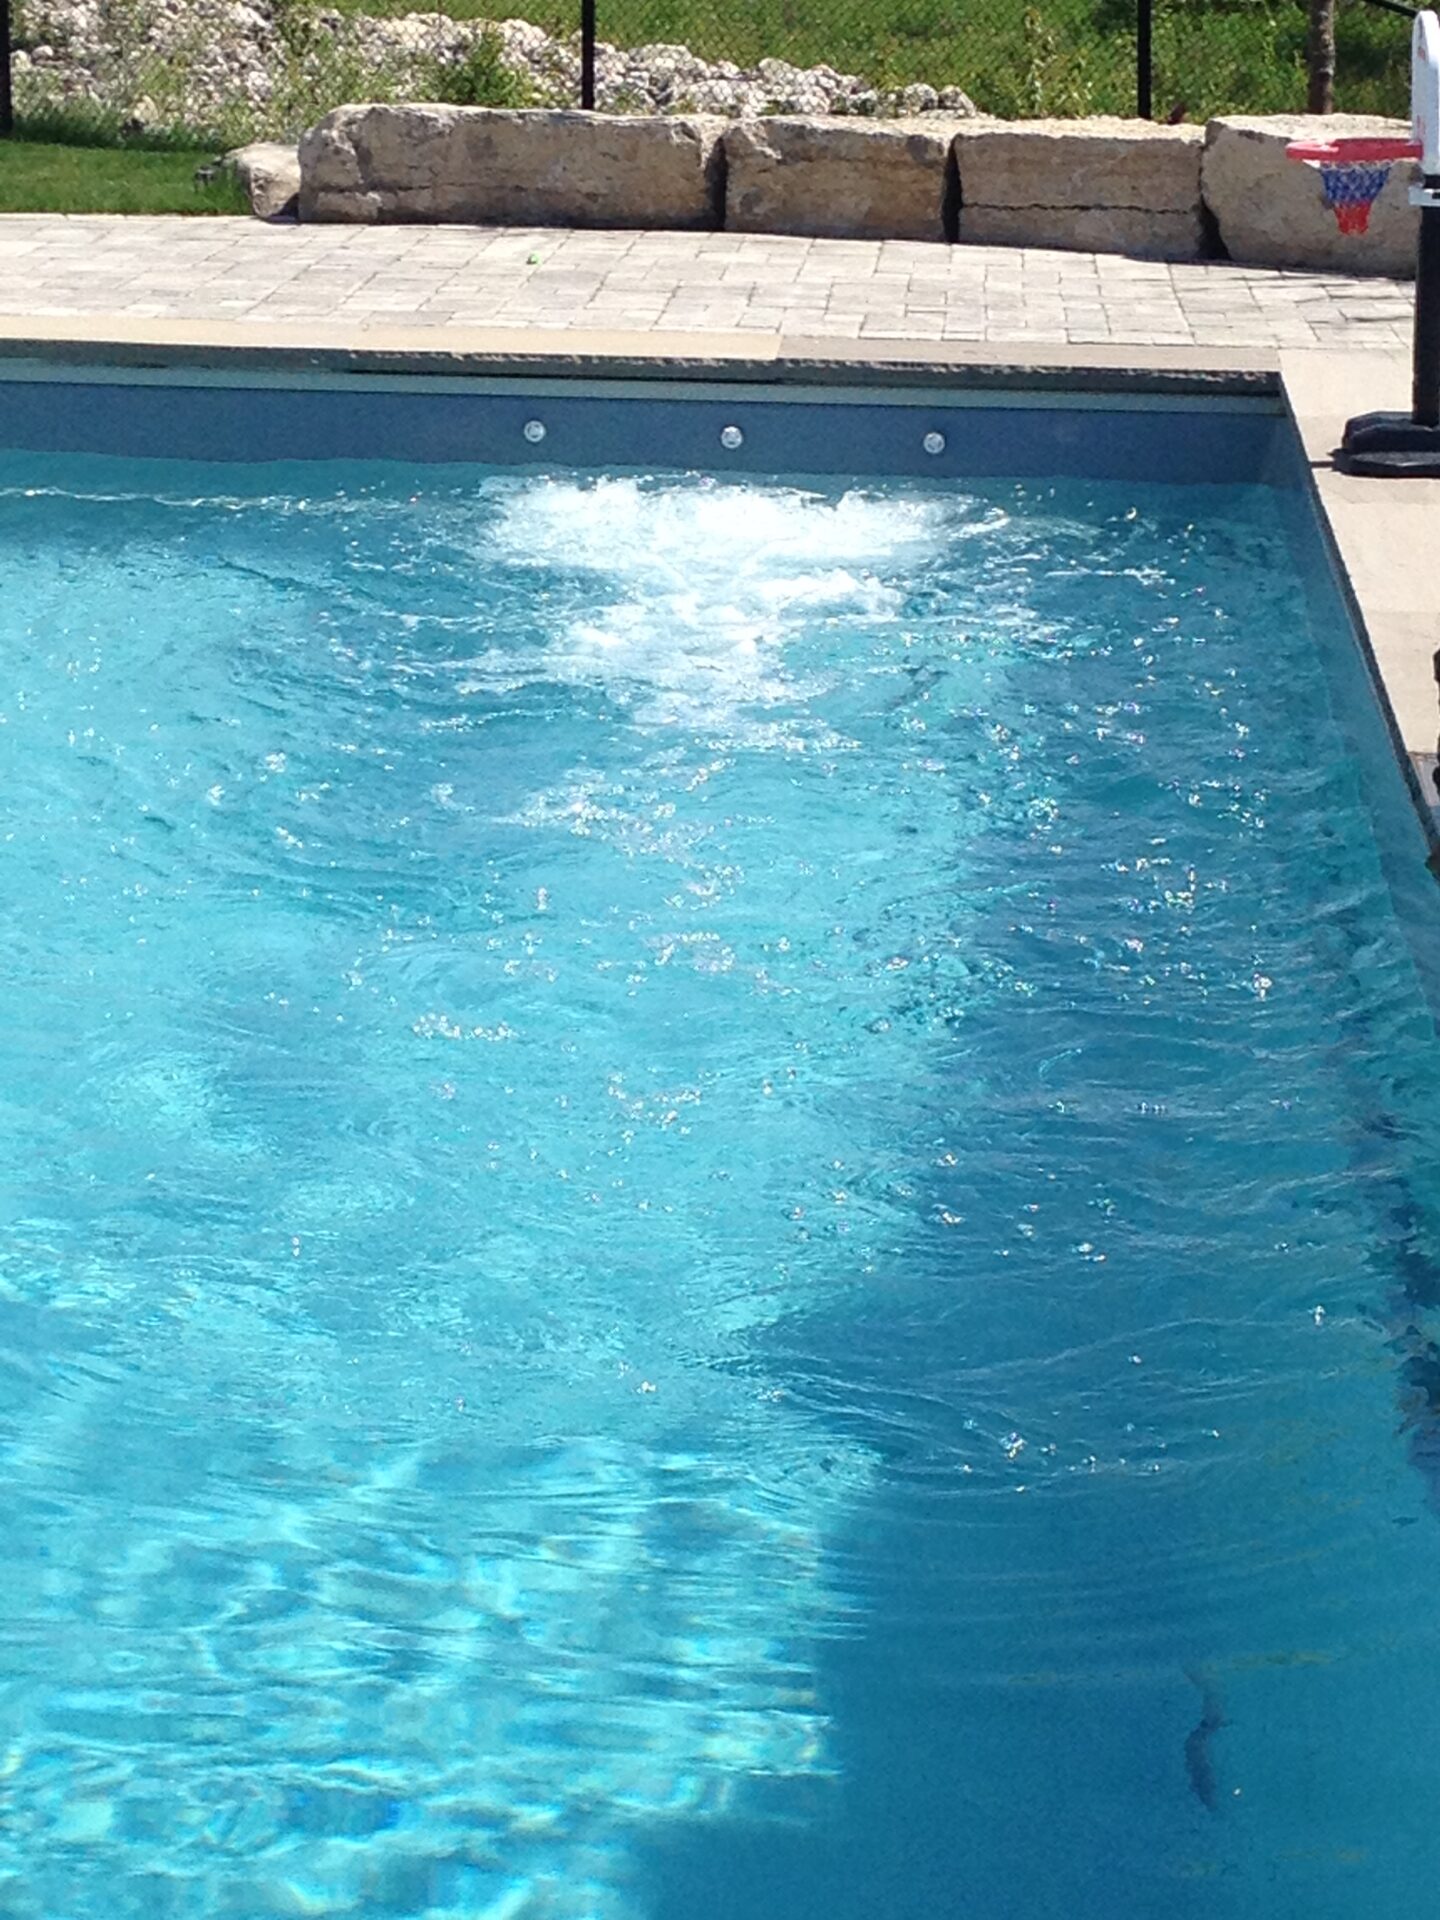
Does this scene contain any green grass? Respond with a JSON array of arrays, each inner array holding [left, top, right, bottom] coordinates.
[[3, 0, 1414, 149], [329, 0, 1410, 119], [0, 136, 249, 213]]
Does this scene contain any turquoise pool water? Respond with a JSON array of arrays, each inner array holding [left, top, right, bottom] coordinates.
[[2, 451, 1440, 1919]]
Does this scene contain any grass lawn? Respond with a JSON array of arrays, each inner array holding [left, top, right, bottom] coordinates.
[[336, 0, 1411, 119], [0, 0, 1413, 157], [0, 139, 249, 215]]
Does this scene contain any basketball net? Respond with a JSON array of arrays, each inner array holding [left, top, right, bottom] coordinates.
[[1283, 11, 1440, 235], [1317, 159, 1396, 235]]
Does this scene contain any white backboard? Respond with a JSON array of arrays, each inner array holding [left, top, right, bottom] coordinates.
[[1414, 9, 1440, 175]]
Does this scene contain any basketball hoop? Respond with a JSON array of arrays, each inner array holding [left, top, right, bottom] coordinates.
[[1285, 135, 1421, 234], [1278, 10, 1440, 474]]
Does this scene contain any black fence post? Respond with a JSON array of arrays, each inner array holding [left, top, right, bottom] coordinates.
[[581, 0, 596, 108], [0, 0, 13, 136], [1136, 0, 1153, 119]]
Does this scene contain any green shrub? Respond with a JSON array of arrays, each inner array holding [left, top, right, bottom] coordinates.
[[1018, 4, 1096, 116], [430, 29, 538, 106]]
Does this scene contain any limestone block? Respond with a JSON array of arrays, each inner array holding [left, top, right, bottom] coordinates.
[[958, 117, 1203, 209], [226, 141, 300, 221], [724, 116, 972, 241], [299, 104, 726, 228], [955, 117, 1205, 258], [961, 204, 1202, 257], [1204, 115, 1418, 276]]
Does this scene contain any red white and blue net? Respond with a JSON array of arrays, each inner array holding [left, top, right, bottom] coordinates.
[[1316, 159, 1395, 234], [1286, 135, 1420, 235]]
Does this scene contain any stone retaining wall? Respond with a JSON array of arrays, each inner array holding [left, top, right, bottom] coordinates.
[[724, 117, 964, 241], [1203, 115, 1417, 277], [955, 118, 1206, 260], [291, 104, 1420, 276], [300, 104, 725, 228]]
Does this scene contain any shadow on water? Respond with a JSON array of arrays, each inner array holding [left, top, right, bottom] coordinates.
[[629, 1466, 1228, 1920], [631, 501, 1440, 1920], [639, 1005, 1440, 1918]]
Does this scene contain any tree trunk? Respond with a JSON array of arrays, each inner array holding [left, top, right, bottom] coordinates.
[[1308, 0, 1337, 114]]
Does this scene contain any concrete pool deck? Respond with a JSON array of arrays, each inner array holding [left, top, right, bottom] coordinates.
[[1282, 349, 1440, 797], [0, 214, 1433, 814]]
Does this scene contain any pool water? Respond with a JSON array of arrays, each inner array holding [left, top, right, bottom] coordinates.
[[2, 453, 1440, 1919]]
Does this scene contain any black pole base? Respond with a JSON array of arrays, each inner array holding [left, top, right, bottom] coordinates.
[[1339, 408, 1440, 477]]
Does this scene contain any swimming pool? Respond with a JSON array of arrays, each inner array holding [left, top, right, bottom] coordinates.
[[2, 373, 1439, 1920]]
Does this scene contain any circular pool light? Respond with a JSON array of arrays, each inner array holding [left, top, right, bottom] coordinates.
[[720, 425, 744, 450], [923, 430, 946, 456], [523, 419, 547, 444]]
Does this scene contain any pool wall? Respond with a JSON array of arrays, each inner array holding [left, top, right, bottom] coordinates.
[[1275, 469, 1440, 1005], [0, 366, 1285, 485]]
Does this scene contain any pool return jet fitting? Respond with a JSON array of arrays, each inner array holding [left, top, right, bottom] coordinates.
[[1287, 9, 1440, 476]]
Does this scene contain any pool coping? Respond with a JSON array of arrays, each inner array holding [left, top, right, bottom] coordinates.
[[1279, 348, 1439, 780], [0, 316, 1431, 832], [0, 316, 1280, 394]]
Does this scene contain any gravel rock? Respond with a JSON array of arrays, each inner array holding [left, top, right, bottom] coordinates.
[[10, 0, 978, 138]]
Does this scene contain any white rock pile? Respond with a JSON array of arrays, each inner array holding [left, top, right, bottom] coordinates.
[[10, 0, 977, 139]]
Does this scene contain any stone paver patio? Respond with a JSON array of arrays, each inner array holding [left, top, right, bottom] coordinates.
[[0, 215, 1415, 350]]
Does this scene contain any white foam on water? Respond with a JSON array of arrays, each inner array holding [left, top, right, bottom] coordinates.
[[492, 475, 947, 579], [483, 476, 950, 731]]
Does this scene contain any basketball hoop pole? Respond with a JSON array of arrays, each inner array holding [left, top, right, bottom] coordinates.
[[1411, 189, 1440, 428], [1339, 181, 1440, 469], [1337, 8, 1440, 474]]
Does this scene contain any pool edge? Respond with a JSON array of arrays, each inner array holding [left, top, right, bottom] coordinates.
[[1280, 348, 1440, 827], [0, 316, 1279, 397]]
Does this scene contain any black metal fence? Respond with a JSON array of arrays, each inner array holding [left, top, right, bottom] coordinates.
[[0, 0, 1413, 149]]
